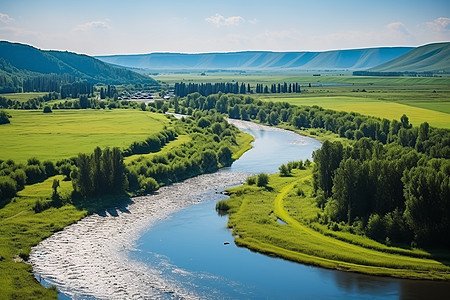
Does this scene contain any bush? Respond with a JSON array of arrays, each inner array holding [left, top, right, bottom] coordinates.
[[11, 169, 26, 190], [139, 176, 159, 193], [43, 106, 52, 113], [0, 110, 10, 124], [256, 173, 269, 187], [0, 176, 17, 200], [24, 165, 45, 184], [32, 199, 50, 213], [43, 160, 57, 176], [366, 214, 386, 241], [246, 175, 257, 185], [279, 164, 291, 176]]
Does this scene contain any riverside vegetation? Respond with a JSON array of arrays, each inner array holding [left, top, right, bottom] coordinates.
[[163, 92, 449, 279], [0, 103, 252, 299]]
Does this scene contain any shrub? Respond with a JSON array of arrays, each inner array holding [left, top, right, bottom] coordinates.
[[366, 214, 386, 241], [0, 176, 17, 201], [279, 164, 291, 176], [0, 110, 11, 124], [246, 175, 257, 185], [43, 106, 52, 113], [43, 160, 57, 176], [11, 169, 26, 190], [139, 177, 159, 193], [256, 173, 269, 187], [32, 199, 50, 213], [24, 165, 45, 184]]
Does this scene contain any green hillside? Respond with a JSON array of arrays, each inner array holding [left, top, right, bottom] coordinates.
[[0, 41, 158, 87], [369, 42, 450, 73]]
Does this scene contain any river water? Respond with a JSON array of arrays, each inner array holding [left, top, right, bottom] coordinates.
[[31, 120, 450, 299]]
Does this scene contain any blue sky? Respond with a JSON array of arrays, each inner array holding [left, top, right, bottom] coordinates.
[[0, 0, 449, 55]]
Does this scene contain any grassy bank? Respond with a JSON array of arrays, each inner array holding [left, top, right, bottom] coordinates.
[[219, 169, 450, 280]]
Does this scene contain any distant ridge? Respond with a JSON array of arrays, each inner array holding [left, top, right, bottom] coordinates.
[[369, 42, 450, 73], [96, 47, 413, 71], [0, 41, 158, 85]]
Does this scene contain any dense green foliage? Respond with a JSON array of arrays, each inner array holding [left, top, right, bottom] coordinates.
[[0, 110, 10, 124], [72, 147, 126, 197], [313, 138, 450, 247], [126, 111, 242, 194], [171, 92, 449, 158], [174, 81, 301, 97]]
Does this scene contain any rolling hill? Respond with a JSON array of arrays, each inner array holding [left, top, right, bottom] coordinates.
[[369, 42, 450, 73], [96, 47, 413, 71], [0, 41, 158, 85]]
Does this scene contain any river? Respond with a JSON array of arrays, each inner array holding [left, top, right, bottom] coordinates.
[[30, 120, 450, 299]]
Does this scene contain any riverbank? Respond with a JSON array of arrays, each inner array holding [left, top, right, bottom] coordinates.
[[30, 171, 249, 299], [219, 169, 450, 281], [1, 119, 253, 299]]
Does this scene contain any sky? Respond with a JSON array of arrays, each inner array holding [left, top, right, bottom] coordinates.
[[0, 0, 449, 55]]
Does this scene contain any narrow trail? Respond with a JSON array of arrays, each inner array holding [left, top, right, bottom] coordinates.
[[271, 177, 448, 272]]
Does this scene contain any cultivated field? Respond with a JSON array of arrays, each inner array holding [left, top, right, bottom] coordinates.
[[0, 109, 170, 163]]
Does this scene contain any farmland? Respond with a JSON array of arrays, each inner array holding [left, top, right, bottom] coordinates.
[[157, 74, 450, 128]]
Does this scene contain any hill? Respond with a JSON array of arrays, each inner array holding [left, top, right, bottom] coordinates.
[[369, 42, 450, 73], [96, 47, 413, 71], [0, 41, 158, 86]]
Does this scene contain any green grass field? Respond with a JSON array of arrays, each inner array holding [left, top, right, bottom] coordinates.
[[257, 95, 450, 129], [157, 74, 450, 129], [1, 93, 49, 102], [0, 109, 171, 163], [220, 169, 450, 280], [0, 175, 84, 299]]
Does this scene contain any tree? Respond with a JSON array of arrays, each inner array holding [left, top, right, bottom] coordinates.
[[256, 173, 269, 187], [0, 110, 10, 124], [43, 106, 52, 113], [201, 150, 218, 173], [52, 178, 60, 197], [217, 146, 233, 167], [79, 94, 89, 109], [312, 140, 344, 197], [279, 164, 291, 176]]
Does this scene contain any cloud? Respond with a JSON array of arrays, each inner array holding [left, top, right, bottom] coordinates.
[[205, 13, 244, 27], [427, 17, 450, 32], [0, 13, 14, 23], [73, 21, 111, 32], [386, 22, 411, 36]]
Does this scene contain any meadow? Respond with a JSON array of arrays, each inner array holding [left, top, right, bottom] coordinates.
[[157, 74, 450, 129], [1, 92, 49, 102], [0, 109, 170, 163], [220, 169, 450, 280]]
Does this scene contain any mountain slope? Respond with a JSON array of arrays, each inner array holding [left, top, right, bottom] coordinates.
[[369, 42, 450, 73], [0, 41, 158, 85], [96, 47, 413, 71]]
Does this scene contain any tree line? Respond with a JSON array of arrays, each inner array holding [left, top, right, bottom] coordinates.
[[169, 92, 449, 247], [174, 82, 301, 97], [313, 138, 449, 247]]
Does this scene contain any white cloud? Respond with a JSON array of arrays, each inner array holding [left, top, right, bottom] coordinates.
[[73, 21, 111, 32], [0, 13, 14, 23], [427, 17, 450, 32], [205, 13, 244, 27], [386, 22, 411, 36]]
